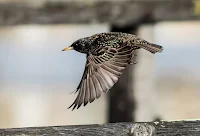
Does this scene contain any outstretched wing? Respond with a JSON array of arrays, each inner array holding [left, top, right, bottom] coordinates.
[[68, 46, 134, 110]]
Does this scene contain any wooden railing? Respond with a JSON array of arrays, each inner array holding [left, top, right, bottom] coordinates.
[[0, 0, 199, 25], [0, 120, 200, 136]]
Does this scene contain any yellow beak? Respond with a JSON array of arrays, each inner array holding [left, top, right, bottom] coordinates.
[[62, 46, 73, 51]]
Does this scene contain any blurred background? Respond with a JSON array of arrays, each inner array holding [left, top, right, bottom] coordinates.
[[0, 0, 200, 128]]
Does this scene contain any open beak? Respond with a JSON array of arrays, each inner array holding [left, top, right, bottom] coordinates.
[[62, 46, 73, 51]]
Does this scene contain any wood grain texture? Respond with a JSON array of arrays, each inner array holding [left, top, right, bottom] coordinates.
[[0, 121, 200, 136], [0, 0, 199, 25]]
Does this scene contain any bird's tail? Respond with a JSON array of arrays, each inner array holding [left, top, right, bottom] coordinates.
[[141, 42, 163, 54], [132, 36, 163, 54]]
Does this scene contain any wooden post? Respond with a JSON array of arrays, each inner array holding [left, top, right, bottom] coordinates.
[[0, 121, 200, 136], [108, 13, 157, 123], [108, 23, 138, 123]]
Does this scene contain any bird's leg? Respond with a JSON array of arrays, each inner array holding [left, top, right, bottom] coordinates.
[[128, 50, 137, 65], [128, 58, 137, 65]]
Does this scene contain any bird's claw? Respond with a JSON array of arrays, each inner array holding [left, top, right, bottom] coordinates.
[[128, 53, 137, 64], [128, 59, 137, 65]]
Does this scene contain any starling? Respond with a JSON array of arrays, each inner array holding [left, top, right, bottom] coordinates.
[[62, 32, 163, 110]]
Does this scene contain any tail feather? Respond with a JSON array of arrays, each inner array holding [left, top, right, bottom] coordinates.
[[132, 36, 163, 54], [142, 43, 163, 54]]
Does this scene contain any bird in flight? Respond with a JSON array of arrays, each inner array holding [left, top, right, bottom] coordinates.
[[62, 32, 163, 110]]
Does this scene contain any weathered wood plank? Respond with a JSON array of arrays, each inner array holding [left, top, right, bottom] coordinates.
[[0, 0, 199, 25], [0, 121, 200, 136]]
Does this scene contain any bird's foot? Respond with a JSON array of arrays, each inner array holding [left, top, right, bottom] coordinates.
[[128, 57, 137, 64], [128, 52, 137, 64], [128, 60, 137, 65]]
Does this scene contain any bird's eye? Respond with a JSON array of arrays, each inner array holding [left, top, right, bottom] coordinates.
[[75, 43, 79, 47]]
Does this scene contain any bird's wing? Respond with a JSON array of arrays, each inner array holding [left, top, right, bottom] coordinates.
[[68, 45, 134, 110]]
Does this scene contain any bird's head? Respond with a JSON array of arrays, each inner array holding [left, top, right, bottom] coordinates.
[[62, 38, 90, 54]]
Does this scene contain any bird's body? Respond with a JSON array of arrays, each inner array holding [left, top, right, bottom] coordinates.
[[70, 32, 162, 54], [62, 32, 163, 110]]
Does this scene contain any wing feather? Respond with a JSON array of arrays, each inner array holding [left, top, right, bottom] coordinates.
[[84, 76, 90, 106], [89, 77, 96, 103], [92, 74, 102, 99], [68, 46, 134, 110]]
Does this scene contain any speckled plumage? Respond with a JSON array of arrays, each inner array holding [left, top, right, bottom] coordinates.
[[63, 32, 163, 110]]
